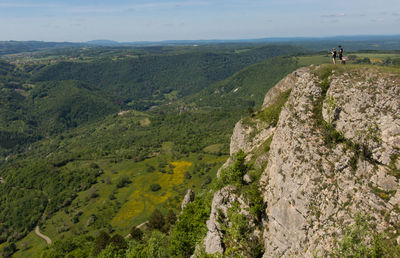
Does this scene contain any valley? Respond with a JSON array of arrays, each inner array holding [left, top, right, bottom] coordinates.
[[0, 41, 399, 257]]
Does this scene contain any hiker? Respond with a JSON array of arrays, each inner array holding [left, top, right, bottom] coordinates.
[[338, 45, 344, 64], [331, 48, 337, 64]]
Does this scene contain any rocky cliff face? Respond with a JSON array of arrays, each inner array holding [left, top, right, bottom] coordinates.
[[201, 66, 400, 257]]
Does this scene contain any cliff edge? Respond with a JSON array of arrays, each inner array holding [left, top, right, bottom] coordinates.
[[200, 65, 400, 257]]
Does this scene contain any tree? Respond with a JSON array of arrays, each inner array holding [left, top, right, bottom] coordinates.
[[145, 230, 169, 258], [165, 209, 177, 226], [115, 175, 131, 188], [109, 234, 128, 250], [130, 226, 144, 241], [148, 208, 165, 231], [92, 230, 110, 257], [164, 209, 177, 232]]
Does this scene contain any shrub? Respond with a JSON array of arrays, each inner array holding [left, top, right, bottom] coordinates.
[[109, 234, 128, 250], [89, 162, 100, 169], [130, 227, 143, 241], [332, 215, 400, 257], [92, 231, 110, 257], [148, 209, 165, 231], [88, 187, 99, 199], [169, 196, 211, 257], [115, 175, 131, 188], [150, 183, 161, 192], [184, 171, 192, 180], [219, 150, 247, 186], [144, 230, 170, 258], [146, 165, 155, 173]]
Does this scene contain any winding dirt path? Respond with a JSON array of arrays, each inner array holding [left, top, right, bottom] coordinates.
[[34, 226, 52, 245]]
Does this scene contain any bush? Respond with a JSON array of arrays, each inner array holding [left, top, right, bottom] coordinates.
[[150, 183, 161, 192], [184, 171, 192, 180], [130, 227, 143, 241], [88, 188, 99, 199], [148, 209, 165, 231], [332, 215, 400, 257], [109, 234, 128, 250], [92, 231, 110, 257], [115, 175, 131, 188], [146, 165, 155, 173], [144, 230, 169, 258], [169, 196, 211, 257], [219, 150, 247, 186], [89, 162, 100, 169]]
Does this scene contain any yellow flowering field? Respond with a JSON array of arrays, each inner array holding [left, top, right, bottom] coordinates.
[[111, 161, 192, 228]]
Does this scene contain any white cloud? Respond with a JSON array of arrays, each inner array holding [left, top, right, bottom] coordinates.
[[370, 18, 385, 22], [321, 13, 346, 18]]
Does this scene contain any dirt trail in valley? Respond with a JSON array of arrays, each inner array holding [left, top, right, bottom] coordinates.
[[34, 226, 52, 245]]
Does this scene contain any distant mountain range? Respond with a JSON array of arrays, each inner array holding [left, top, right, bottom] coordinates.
[[1, 35, 400, 56], [86, 34, 400, 46]]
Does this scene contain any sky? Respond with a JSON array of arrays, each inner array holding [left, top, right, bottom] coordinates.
[[0, 0, 399, 42]]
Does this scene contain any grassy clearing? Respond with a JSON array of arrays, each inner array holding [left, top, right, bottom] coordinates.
[[297, 55, 331, 66], [13, 231, 47, 258], [297, 53, 400, 69], [203, 144, 225, 154], [111, 160, 192, 229], [353, 53, 400, 59]]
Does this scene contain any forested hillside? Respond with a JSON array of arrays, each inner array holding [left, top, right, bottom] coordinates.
[[0, 44, 304, 257], [0, 45, 302, 158]]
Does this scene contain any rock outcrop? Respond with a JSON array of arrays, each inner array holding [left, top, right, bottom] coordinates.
[[201, 65, 400, 257], [181, 189, 195, 210]]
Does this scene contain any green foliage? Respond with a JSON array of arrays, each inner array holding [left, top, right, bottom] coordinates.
[[332, 215, 400, 257], [222, 202, 264, 257], [39, 235, 94, 258], [169, 196, 211, 257], [191, 56, 299, 110], [245, 184, 264, 221], [165, 209, 177, 228], [311, 66, 345, 146], [148, 209, 165, 231], [92, 231, 110, 257], [0, 45, 321, 256], [130, 227, 143, 242], [97, 243, 125, 258], [31, 45, 301, 110], [126, 230, 170, 258], [0, 242, 16, 258], [0, 184, 47, 243], [150, 183, 162, 192], [109, 234, 128, 251], [0, 159, 100, 242], [145, 230, 170, 258], [256, 90, 291, 126], [354, 57, 372, 64], [263, 136, 273, 153], [219, 150, 247, 187], [115, 175, 131, 188]]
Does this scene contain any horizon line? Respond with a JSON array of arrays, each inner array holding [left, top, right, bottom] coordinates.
[[2, 34, 400, 44]]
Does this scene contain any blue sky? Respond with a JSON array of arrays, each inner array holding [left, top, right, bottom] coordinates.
[[0, 0, 399, 42]]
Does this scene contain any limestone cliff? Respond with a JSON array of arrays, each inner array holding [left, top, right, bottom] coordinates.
[[200, 66, 400, 257]]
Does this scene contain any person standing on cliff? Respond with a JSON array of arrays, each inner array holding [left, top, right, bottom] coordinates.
[[331, 48, 337, 64], [338, 45, 344, 64]]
